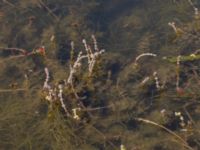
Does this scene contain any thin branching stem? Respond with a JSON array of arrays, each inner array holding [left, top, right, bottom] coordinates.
[[135, 117, 194, 150]]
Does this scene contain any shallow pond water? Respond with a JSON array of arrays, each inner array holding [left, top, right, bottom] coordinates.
[[0, 0, 200, 150]]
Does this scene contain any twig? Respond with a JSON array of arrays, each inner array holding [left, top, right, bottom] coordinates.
[[38, 0, 59, 21], [176, 55, 181, 90], [136, 117, 194, 150], [134, 53, 157, 65], [0, 88, 26, 93], [2, 0, 15, 7], [183, 102, 200, 127], [82, 105, 113, 111], [188, 0, 199, 16], [58, 84, 70, 116], [82, 38, 105, 75], [0, 47, 27, 53], [43, 67, 51, 89]]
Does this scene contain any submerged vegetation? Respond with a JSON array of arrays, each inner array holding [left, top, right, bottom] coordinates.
[[1, 0, 200, 150]]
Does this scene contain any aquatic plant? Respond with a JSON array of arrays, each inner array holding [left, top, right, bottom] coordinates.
[[1, 0, 200, 150]]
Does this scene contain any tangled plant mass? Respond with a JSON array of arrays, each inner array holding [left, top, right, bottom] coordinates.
[[42, 35, 105, 119], [1, 33, 200, 150]]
